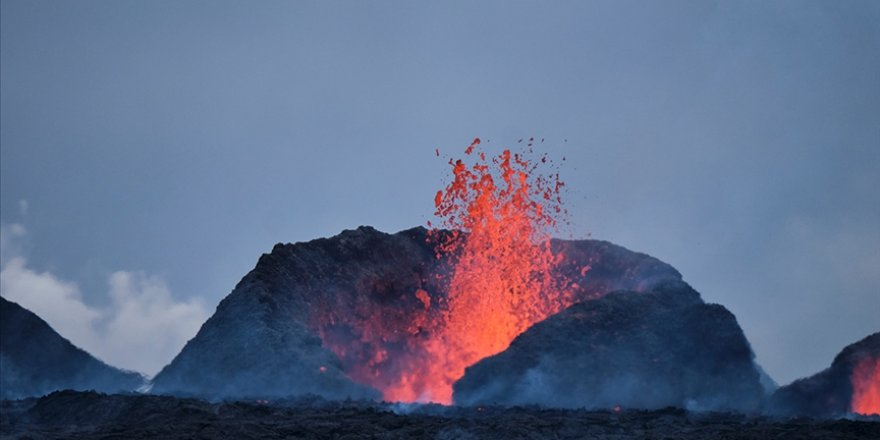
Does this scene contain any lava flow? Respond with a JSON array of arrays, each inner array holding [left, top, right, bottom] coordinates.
[[851, 356, 880, 416]]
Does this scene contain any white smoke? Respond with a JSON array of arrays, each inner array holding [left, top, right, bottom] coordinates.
[[0, 223, 209, 376]]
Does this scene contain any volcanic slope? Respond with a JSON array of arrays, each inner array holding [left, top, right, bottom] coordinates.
[[0, 296, 144, 399], [453, 280, 765, 411], [151, 226, 683, 401], [769, 332, 880, 418]]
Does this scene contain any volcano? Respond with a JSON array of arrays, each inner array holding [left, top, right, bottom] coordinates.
[[769, 332, 880, 418], [149, 141, 777, 408], [150, 225, 766, 410]]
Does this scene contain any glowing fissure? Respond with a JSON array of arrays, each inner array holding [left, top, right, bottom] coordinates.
[[851, 356, 880, 415], [315, 138, 579, 404]]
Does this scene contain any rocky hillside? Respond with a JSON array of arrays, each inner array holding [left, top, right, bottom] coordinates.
[[769, 332, 879, 418], [0, 296, 144, 399], [151, 226, 683, 400], [452, 280, 765, 411]]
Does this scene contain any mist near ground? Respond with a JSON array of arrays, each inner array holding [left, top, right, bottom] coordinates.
[[1, 1, 878, 384]]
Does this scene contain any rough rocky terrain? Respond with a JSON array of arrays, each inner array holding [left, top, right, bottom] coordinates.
[[454, 280, 765, 411], [769, 332, 880, 418], [0, 297, 144, 399], [151, 226, 684, 401], [2, 390, 878, 440]]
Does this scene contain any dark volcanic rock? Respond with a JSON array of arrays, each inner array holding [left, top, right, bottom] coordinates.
[[453, 280, 765, 412], [0, 296, 144, 399], [150, 226, 444, 400], [147, 273, 379, 400], [3, 390, 878, 440], [768, 332, 880, 418], [152, 226, 683, 400]]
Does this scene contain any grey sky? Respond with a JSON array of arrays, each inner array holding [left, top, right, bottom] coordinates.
[[1, 1, 878, 384]]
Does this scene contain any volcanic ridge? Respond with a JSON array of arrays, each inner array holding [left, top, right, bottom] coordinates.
[[1, 135, 878, 438], [0, 296, 144, 400], [152, 225, 754, 407], [1, 226, 879, 440]]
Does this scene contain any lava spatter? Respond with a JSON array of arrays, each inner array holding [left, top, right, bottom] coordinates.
[[315, 138, 579, 404], [851, 356, 880, 416], [410, 138, 575, 403]]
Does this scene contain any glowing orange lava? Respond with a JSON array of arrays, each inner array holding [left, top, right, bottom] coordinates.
[[312, 138, 579, 404], [851, 356, 880, 415], [374, 138, 574, 403]]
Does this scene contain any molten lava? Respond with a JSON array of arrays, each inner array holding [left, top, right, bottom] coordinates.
[[409, 138, 575, 403], [379, 138, 576, 403], [851, 356, 880, 416], [312, 138, 581, 404]]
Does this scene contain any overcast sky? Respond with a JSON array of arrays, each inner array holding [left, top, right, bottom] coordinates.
[[1, 1, 878, 382]]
